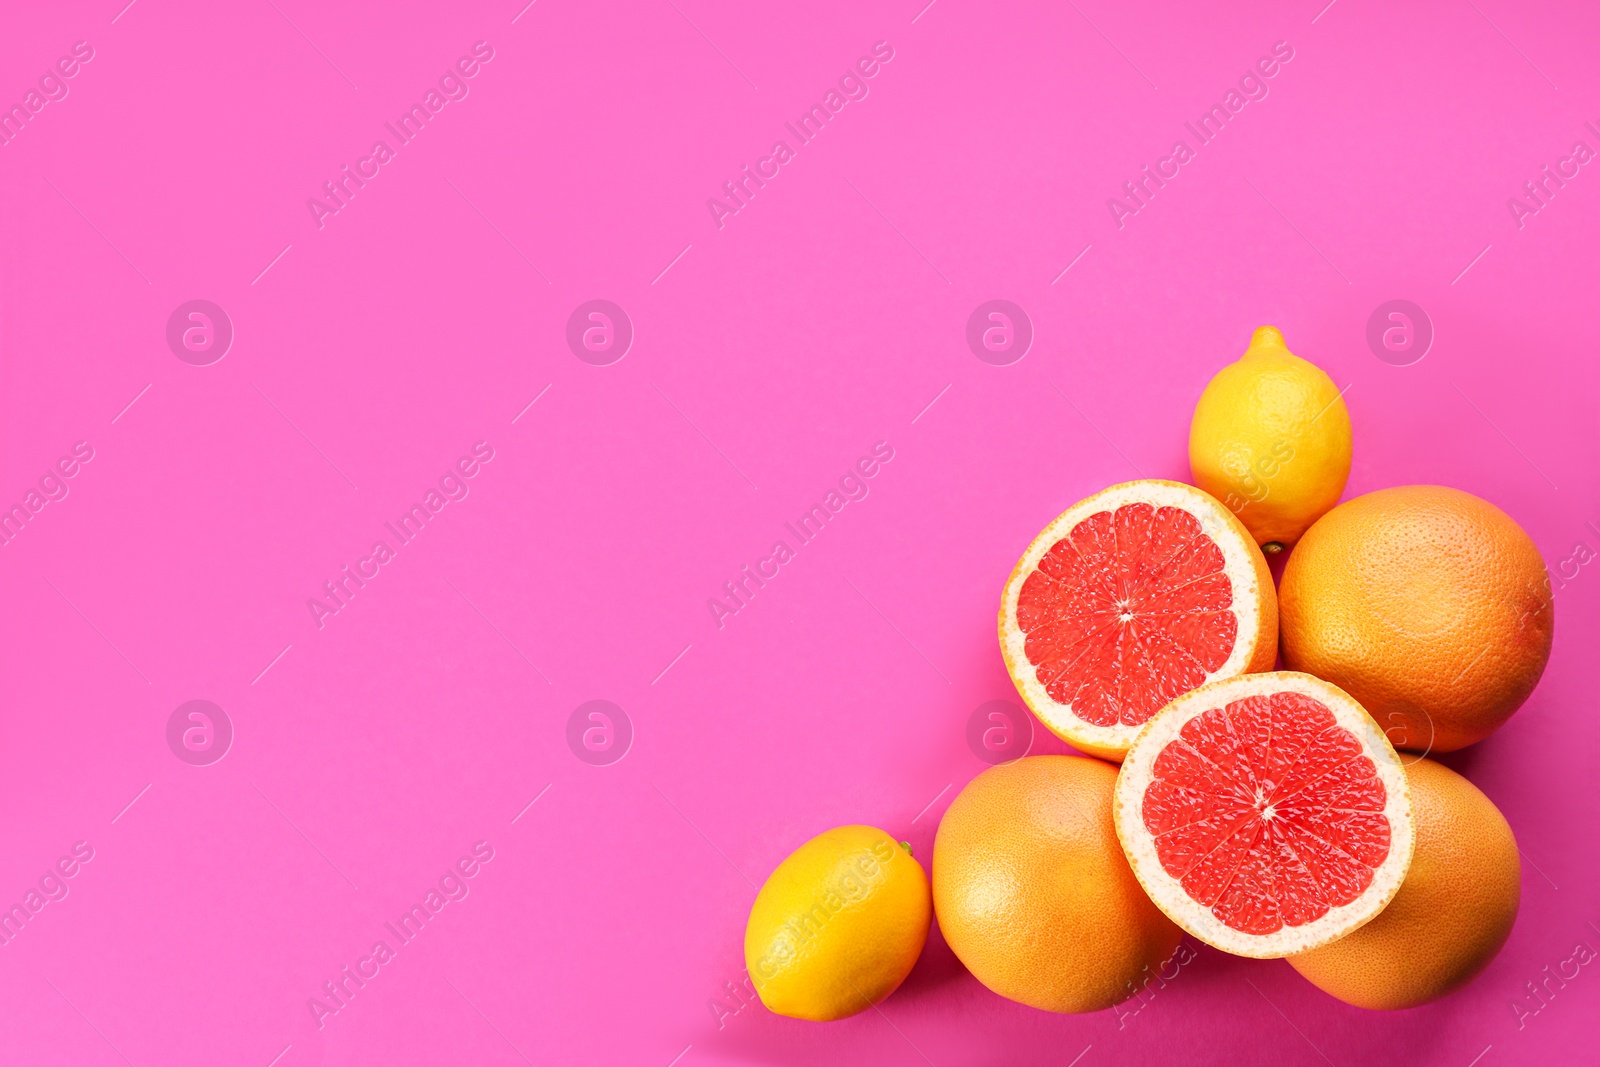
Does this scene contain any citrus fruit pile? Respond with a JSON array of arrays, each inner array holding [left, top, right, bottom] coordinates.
[[742, 325, 1551, 1022]]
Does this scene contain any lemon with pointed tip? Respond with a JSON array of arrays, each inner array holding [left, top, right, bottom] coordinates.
[[1189, 325, 1352, 552], [744, 825, 931, 1021]]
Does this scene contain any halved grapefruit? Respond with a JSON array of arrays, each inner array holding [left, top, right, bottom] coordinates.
[[998, 480, 1277, 761], [1113, 672, 1415, 958]]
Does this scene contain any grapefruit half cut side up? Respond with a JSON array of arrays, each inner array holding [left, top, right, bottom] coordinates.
[[999, 480, 1277, 761], [1114, 672, 1415, 958]]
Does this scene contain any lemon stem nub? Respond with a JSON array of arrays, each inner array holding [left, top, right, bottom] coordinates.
[[899, 841, 913, 857], [1262, 542, 1284, 555], [1247, 325, 1289, 357]]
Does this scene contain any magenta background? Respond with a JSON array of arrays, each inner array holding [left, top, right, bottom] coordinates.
[[1, 1, 1597, 1064]]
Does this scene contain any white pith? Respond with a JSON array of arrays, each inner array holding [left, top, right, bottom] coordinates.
[[1113, 672, 1415, 959], [999, 480, 1266, 756]]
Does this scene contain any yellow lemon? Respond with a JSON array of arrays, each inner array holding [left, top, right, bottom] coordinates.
[[1189, 325, 1352, 552], [744, 825, 931, 1021]]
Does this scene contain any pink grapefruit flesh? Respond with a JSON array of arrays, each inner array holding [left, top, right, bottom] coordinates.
[[999, 480, 1277, 760], [1114, 672, 1414, 958]]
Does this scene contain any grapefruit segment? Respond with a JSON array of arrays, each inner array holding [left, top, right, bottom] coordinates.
[[1287, 758, 1522, 1010], [999, 480, 1277, 760], [1114, 672, 1415, 958]]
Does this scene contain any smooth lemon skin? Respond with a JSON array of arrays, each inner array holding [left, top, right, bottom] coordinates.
[[744, 825, 931, 1021], [1189, 325, 1352, 548]]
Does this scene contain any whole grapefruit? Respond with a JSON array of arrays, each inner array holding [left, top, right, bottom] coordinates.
[[1279, 485, 1553, 752], [933, 756, 1182, 1012], [1288, 758, 1520, 1008]]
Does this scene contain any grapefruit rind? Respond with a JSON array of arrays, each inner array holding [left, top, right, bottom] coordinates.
[[998, 480, 1277, 761], [1113, 672, 1414, 959]]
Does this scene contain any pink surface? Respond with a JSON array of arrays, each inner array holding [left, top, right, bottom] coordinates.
[[0, 1, 1596, 1064]]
